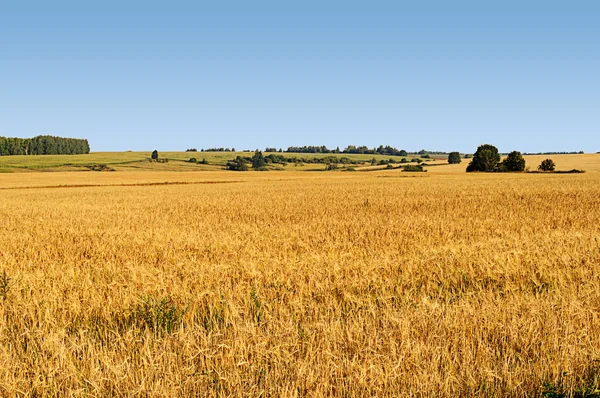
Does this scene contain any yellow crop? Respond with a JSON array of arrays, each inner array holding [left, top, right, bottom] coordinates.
[[0, 154, 599, 396]]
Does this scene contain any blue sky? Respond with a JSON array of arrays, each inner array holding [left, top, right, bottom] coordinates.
[[1, 0, 598, 153]]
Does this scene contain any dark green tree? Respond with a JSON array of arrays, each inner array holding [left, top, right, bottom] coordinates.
[[466, 144, 501, 172], [251, 151, 267, 170], [539, 158, 556, 172], [501, 151, 526, 172], [448, 152, 462, 164], [226, 156, 249, 171], [151, 150, 159, 160]]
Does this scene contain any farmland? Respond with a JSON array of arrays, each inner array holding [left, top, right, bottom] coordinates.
[[0, 154, 599, 396], [0, 151, 443, 173]]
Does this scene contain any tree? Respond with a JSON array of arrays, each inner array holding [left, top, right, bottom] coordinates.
[[151, 150, 159, 160], [226, 156, 249, 171], [539, 158, 556, 172], [501, 151, 526, 172], [466, 144, 500, 172], [251, 151, 267, 170], [448, 152, 461, 164]]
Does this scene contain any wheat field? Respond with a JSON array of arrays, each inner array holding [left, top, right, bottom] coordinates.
[[0, 155, 599, 396]]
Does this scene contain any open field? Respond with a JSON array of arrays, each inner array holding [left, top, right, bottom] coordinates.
[[0, 151, 597, 175], [0, 151, 444, 173], [0, 156, 599, 396]]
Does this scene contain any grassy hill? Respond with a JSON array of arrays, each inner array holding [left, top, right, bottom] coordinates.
[[0, 151, 598, 174], [0, 151, 443, 173]]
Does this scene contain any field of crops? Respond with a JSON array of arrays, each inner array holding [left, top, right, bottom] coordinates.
[[0, 154, 599, 396]]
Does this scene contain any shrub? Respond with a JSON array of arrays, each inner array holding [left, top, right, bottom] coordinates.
[[199, 158, 209, 164], [252, 151, 267, 170], [226, 156, 249, 171], [448, 152, 461, 164], [501, 151, 526, 172], [539, 159, 556, 172], [188, 158, 197, 163], [466, 144, 500, 172], [88, 164, 115, 172], [151, 150, 159, 160], [403, 164, 425, 172]]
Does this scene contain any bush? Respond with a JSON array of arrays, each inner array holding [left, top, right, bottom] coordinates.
[[539, 159, 556, 172], [403, 165, 426, 172], [252, 151, 267, 170], [151, 150, 159, 160], [448, 152, 461, 164], [400, 158, 408, 163], [501, 151, 526, 172], [226, 156, 249, 171], [188, 158, 197, 163], [87, 164, 115, 172], [199, 158, 209, 165], [466, 144, 500, 172]]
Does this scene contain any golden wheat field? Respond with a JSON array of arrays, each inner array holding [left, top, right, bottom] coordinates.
[[0, 154, 599, 396]]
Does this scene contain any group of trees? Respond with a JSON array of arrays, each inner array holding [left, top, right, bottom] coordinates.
[[285, 145, 335, 153], [226, 150, 437, 172], [0, 135, 90, 156], [193, 145, 456, 156], [226, 151, 269, 171], [466, 144, 560, 172], [201, 147, 235, 152], [466, 145, 526, 172], [227, 151, 378, 171], [282, 145, 410, 156]]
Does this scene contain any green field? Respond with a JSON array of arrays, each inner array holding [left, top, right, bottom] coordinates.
[[0, 151, 442, 173]]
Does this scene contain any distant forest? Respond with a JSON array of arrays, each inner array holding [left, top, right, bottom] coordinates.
[[193, 145, 588, 156], [0, 135, 90, 156], [196, 145, 448, 156]]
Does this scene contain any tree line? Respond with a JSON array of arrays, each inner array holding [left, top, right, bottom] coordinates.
[[0, 135, 90, 156], [282, 145, 414, 156], [465, 144, 582, 173]]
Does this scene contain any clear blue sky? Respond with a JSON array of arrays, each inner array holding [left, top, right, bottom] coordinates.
[[1, 0, 598, 153]]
